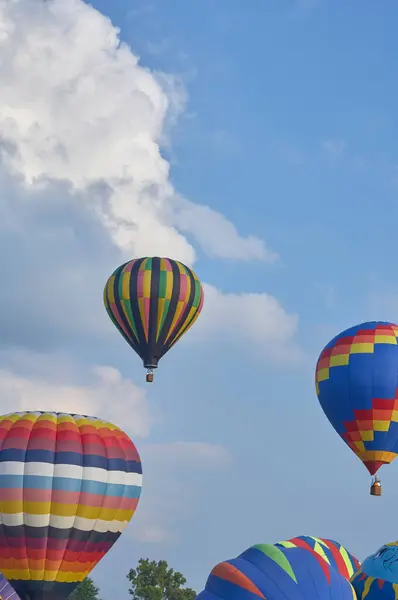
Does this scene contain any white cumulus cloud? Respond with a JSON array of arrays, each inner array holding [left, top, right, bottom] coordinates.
[[0, 362, 150, 437], [0, 0, 301, 365], [195, 284, 302, 362], [0, 0, 271, 265]]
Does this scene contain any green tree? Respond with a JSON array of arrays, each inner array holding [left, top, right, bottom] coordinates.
[[68, 577, 101, 600], [127, 558, 196, 600]]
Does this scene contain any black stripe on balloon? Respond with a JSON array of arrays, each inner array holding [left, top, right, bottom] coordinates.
[[156, 259, 181, 352], [0, 524, 121, 544], [162, 265, 196, 355], [129, 258, 147, 362], [11, 579, 77, 600], [144, 256, 161, 368], [111, 263, 142, 357]]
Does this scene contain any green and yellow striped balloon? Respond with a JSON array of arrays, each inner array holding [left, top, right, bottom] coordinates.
[[104, 257, 204, 382]]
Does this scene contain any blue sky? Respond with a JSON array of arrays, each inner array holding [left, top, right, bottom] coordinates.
[[2, 1, 398, 599], [110, 0, 398, 329]]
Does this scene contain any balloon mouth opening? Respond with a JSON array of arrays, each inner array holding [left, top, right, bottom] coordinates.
[[364, 460, 387, 475], [143, 361, 159, 369]]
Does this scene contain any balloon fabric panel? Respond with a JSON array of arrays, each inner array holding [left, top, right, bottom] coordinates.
[[315, 322, 398, 475], [104, 257, 204, 369], [0, 412, 142, 600], [276, 536, 360, 580]]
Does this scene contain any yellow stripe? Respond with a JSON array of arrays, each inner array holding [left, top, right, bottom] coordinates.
[[329, 354, 349, 367], [310, 536, 327, 547], [17, 413, 37, 422], [106, 276, 116, 303], [317, 368, 330, 382], [362, 577, 374, 600], [0, 414, 17, 424], [74, 417, 118, 430], [165, 270, 173, 300], [57, 415, 76, 424], [142, 269, 152, 299], [373, 420, 390, 432], [277, 541, 296, 548], [37, 413, 57, 423], [339, 546, 355, 576], [0, 502, 135, 521], [1, 569, 87, 583], [313, 541, 331, 564], [357, 450, 398, 463], [375, 334, 397, 344], [350, 343, 374, 354], [121, 271, 131, 300]]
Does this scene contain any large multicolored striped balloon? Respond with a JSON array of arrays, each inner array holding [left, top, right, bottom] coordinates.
[[196, 536, 359, 600], [0, 573, 20, 600], [315, 322, 398, 480], [0, 412, 142, 600], [104, 257, 204, 382]]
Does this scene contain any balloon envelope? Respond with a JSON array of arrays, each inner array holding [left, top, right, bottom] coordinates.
[[0, 573, 21, 600], [104, 257, 204, 373], [315, 321, 398, 475], [0, 411, 142, 600], [351, 542, 398, 600], [196, 536, 358, 600]]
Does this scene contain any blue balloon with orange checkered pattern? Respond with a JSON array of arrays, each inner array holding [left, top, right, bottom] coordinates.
[[315, 321, 398, 477]]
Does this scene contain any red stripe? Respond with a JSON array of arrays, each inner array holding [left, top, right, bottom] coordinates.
[[373, 398, 395, 410], [334, 336, 354, 346], [289, 538, 331, 584], [321, 540, 348, 578], [57, 430, 81, 441], [30, 427, 57, 438]]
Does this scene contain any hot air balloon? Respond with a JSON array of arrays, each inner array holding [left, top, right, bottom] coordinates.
[[104, 257, 204, 382], [351, 542, 398, 600], [196, 536, 358, 600], [0, 574, 21, 600], [0, 411, 142, 600], [315, 321, 398, 496]]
